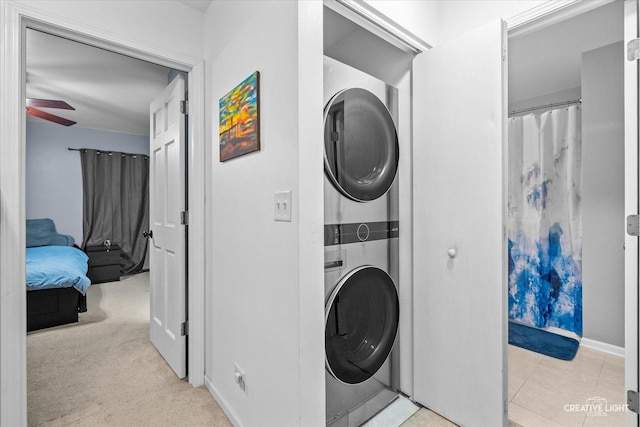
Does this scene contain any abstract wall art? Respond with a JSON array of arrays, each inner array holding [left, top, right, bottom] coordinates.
[[219, 71, 260, 162]]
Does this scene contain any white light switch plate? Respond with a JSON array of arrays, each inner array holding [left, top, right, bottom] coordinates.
[[274, 190, 292, 222]]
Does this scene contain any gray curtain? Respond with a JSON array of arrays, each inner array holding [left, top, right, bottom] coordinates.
[[81, 149, 149, 275]]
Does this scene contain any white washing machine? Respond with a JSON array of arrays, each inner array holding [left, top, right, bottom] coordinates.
[[324, 56, 401, 426]]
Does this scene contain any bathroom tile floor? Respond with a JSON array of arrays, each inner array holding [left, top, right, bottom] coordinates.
[[402, 345, 626, 427], [508, 344, 626, 427]]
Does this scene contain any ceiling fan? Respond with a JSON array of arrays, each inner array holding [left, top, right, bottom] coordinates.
[[26, 98, 76, 127]]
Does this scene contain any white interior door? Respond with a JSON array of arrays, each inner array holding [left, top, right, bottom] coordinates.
[[625, 1, 639, 425], [412, 20, 508, 426], [149, 75, 187, 379]]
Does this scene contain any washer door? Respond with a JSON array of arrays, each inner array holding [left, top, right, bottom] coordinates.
[[325, 266, 399, 385], [324, 88, 399, 202]]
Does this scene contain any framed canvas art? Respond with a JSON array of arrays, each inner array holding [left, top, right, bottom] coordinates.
[[219, 71, 260, 162]]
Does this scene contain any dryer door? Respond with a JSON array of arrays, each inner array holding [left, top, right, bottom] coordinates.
[[325, 266, 399, 384], [324, 88, 399, 202]]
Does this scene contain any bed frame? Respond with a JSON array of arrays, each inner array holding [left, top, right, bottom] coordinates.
[[25, 220, 89, 332], [27, 287, 87, 332]]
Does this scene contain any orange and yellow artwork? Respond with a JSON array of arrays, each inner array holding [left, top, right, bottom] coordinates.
[[219, 71, 260, 162]]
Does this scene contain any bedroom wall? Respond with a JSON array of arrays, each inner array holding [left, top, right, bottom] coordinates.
[[203, 1, 324, 426], [26, 120, 149, 245]]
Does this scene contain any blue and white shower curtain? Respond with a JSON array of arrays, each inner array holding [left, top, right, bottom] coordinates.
[[508, 105, 582, 337]]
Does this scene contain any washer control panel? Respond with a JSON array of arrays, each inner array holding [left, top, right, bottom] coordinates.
[[324, 221, 399, 246]]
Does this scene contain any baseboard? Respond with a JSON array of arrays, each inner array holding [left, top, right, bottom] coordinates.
[[205, 375, 243, 427], [581, 337, 625, 358]]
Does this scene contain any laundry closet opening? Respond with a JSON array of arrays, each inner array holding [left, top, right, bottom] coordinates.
[[322, 5, 416, 426], [24, 28, 192, 423]]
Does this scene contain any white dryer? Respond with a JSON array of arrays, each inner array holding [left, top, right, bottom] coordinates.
[[324, 56, 401, 426]]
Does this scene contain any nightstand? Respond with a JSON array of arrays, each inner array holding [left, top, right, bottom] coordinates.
[[85, 244, 121, 283]]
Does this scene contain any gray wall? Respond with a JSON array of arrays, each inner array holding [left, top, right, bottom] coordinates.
[[581, 42, 625, 347], [26, 120, 149, 245]]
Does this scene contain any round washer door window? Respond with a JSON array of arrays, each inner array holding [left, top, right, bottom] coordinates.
[[325, 266, 399, 385], [324, 88, 399, 202]]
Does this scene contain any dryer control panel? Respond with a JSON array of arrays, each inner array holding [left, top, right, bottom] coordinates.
[[324, 221, 399, 246]]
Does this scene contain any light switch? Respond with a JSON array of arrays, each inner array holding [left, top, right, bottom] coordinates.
[[274, 190, 292, 222]]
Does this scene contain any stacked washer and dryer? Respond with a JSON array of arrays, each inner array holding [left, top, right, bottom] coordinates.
[[323, 56, 402, 426]]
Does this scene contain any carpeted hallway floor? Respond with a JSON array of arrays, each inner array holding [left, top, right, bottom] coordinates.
[[27, 272, 232, 427]]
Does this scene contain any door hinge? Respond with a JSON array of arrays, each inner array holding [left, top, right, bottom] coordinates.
[[627, 214, 639, 236], [628, 38, 640, 61], [181, 321, 189, 336], [628, 390, 639, 414], [180, 211, 189, 225], [180, 100, 189, 115], [502, 48, 507, 62]]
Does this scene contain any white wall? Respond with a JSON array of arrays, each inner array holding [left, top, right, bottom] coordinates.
[[26, 120, 149, 245], [508, 1, 623, 106], [581, 42, 625, 347], [364, 0, 548, 47], [363, 0, 439, 46], [436, 0, 547, 44], [359, 1, 548, 48], [13, 0, 203, 62], [203, 1, 324, 426]]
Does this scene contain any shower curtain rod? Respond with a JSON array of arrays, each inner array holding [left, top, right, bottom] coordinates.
[[508, 98, 582, 117], [67, 147, 148, 158]]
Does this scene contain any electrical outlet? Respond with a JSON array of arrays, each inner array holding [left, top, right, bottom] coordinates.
[[234, 363, 247, 393], [274, 190, 292, 222]]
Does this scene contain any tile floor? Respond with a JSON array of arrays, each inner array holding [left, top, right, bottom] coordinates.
[[402, 345, 626, 427], [508, 344, 626, 427]]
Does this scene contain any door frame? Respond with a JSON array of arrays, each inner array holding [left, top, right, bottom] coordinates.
[[624, 1, 639, 425], [506, 1, 637, 426], [0, 3, 205, 425]]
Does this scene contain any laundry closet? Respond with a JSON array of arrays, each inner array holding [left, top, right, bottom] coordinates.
[[322, 3, 507, 426], [322, 5, 413, 425]]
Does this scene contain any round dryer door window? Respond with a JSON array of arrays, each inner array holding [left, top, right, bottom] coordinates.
[[324, 88, 399, 202], [325, 266, 399, 385]]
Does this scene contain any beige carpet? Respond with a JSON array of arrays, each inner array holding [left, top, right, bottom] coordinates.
[[27, 273, 232, 427]]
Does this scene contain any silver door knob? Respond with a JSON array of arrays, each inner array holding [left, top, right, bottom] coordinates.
[[447, 248, 457, 258]]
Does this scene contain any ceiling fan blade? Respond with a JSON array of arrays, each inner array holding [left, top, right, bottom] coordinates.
[[26, 107, 76, 126], [26, 98, 75, 110]]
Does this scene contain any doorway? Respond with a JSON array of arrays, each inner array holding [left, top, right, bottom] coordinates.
[[507, 2, 626, 424], [24, 28, 190, 423], [0, 4, 206, 424]]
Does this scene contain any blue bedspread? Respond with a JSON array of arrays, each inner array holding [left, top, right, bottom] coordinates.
[[26, 246, 91, 294]]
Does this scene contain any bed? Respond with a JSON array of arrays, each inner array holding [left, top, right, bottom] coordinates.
[[26, 219, 91, 332]]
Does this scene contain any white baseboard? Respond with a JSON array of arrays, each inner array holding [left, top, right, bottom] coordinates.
[[205, 375, 243, 427], [581, 338, 625, 358]]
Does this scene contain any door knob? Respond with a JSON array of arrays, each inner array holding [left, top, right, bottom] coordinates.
[[143, 230, 153, 239]]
